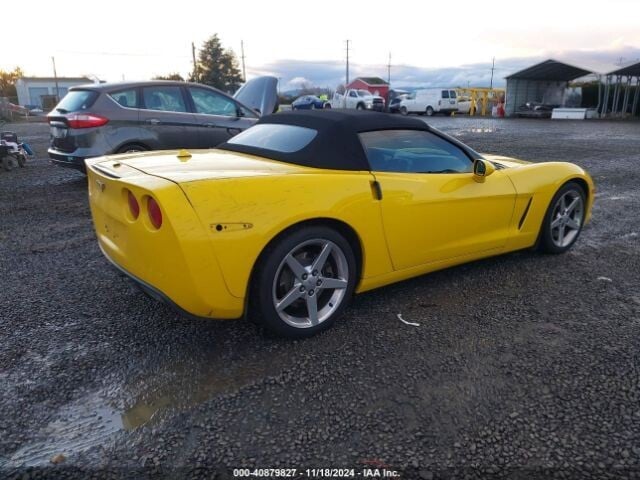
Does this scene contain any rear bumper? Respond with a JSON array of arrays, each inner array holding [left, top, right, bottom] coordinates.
[[87, 163, 244, 319], [48, 149, 87, 172], [100, 244, 216, 322]]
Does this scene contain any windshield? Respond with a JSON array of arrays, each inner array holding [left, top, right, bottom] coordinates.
[[357, 90, 372, 97]]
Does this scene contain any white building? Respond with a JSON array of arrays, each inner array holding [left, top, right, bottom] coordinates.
[[15, 77, 97, 108]]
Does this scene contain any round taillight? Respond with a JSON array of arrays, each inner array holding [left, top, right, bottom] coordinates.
[[127, 190, 139, 219], [147, 197, 162, 229]]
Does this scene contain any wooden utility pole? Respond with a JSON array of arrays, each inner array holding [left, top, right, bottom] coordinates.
[[387, 52, 392, 85], [51, 56, 60, 102], [191, 42, 198, 82], [345, 40, 350, 85], [490, 57, 495, 89], [241, 40, 247, 82]]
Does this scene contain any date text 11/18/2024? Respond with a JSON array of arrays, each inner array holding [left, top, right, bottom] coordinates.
[[232, 468, 401, 478]]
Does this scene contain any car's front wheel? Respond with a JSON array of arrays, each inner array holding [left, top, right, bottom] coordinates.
[[251, 226, 357, 338], [538, 181, 586, 254]]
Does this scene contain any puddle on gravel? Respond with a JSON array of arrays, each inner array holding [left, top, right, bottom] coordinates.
[[3, 392, 122, 468], [121, 351, 289, 430], [2, 351, 290, 468]]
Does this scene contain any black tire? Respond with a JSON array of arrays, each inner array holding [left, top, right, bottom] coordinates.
[[116, 143, 147, 154], [426, 106, 434, 116], [250, 225, 357, 338], [400, 106, 408, 116], [356, 103, 365, 110], [323, 103, 331, 109], [17, 154, 26, 167], [538, 181, 587, 254], [2, 156, 13, 171]]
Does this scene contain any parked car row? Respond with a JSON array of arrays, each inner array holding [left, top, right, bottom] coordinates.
[[47, 77, 278, 172]]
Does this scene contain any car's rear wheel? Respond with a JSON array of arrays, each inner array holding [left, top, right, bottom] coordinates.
[[324, 102, 331, 109], [251, 226, 357, 338], [116, 144, 147, 154], [426, 106, 434, 116], [538, 181, 586, 254]]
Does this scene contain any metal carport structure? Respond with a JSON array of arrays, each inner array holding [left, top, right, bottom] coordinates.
[[601, 62, 640, 118], [504, 59, 593, 117]]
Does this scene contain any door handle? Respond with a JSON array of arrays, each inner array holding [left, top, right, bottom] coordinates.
[[203, 122, 216, 128], [370, 180, 383, 200], [145, 118, 161, 125]]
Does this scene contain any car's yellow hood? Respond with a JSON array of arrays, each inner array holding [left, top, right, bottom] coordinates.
[[88, 149, 314, 183], [482, 154, 531, 168]]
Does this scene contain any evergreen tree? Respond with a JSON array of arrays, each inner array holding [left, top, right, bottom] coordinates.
[[191, 34, 243, 93]]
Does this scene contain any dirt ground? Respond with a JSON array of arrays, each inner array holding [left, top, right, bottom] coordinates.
[[0, 117, 639, 479]]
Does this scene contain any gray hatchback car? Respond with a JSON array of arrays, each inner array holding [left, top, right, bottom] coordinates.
[[47, 77, 278, 172]]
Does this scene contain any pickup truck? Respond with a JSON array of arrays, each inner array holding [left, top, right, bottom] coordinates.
[[328, 89, 385, 111]]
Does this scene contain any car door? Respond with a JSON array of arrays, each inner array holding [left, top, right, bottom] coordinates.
[[359, 129, 517, 270], [347, 90, 358, 109], [139, 85, 199, 149], [186, 86, 257, 148]]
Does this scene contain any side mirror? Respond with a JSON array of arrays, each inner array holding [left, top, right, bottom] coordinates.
[[473, 159, 495, 183]]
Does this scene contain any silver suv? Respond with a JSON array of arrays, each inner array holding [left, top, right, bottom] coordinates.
[[47, 77, 278, 172]]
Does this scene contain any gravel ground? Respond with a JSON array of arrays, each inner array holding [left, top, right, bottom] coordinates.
[[0, 117, 639, 479]]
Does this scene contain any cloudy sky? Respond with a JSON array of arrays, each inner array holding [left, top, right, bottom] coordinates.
[[4, 0, 639, 90]]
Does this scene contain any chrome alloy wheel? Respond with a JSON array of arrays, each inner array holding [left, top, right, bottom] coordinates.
[[272, 239, 349, 329], [550, 190, 584, 248]]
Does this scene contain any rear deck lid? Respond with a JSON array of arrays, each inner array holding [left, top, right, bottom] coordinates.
[[88, 149, 312, 184]]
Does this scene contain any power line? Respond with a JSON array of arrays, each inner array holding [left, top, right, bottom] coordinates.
[[56, 50, 191, 59]]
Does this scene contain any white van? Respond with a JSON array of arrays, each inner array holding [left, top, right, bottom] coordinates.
[[399, 89, 458, 116]]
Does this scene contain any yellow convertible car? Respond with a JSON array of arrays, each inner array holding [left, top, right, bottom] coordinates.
[[86, 110, 594, 337]]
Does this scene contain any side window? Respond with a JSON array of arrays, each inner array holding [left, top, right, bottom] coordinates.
[[441, 90, 450, 99], [188, 87, 238, 116], [359, 130, 473, 174], [450, 90, 457, 99], [109, 88, 137, 108], [349, 91, 357, 98], [142, 86, 187, 112]]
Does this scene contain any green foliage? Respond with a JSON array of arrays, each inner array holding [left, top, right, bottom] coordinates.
[[153, 72, 185, 81], [191, 34, 243, 93], [0, 67, 24, 98]]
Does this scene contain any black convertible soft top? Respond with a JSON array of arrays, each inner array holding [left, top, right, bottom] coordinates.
[[218, 110, 480, 171]]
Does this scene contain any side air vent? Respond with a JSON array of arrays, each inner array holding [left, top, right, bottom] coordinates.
[[492, 161, 507, 170], [518, 198, 533, 229]]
